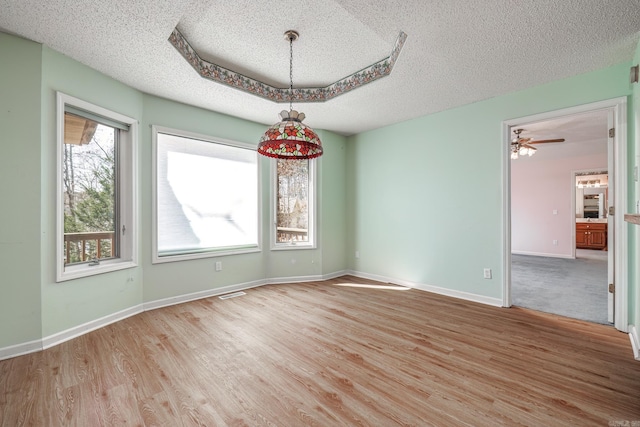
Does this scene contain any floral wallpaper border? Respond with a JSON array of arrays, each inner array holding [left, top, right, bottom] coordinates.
[[169, 28, 408, 103]]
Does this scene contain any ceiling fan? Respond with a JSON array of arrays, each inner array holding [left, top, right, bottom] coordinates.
[[510, 128, 565, 159]]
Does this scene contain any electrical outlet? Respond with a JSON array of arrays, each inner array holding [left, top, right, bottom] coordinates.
[[355, 251, 360, 259], [553, 239, 558, 245], [483, 268, 492, 279], [552, 209, 558, 215], [215, 261, 222, 271]]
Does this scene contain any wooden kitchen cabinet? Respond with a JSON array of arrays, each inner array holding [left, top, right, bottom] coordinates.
[[576, 222, 607, 250]]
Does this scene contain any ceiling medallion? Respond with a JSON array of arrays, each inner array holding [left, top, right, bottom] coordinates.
[[169, 28, 407, 103], [257, 30, 322, 160]]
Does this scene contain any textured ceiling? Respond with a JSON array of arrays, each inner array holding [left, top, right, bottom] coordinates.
[[0, 0, 639, 136]]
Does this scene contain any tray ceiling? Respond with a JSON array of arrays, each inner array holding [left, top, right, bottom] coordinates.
[[0, 0, 639, 135]]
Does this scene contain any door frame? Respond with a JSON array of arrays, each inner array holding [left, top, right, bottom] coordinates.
[[502, 97, 628, 332], [571, 167, 613, 322]]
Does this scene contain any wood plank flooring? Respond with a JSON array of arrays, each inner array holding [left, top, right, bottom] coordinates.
[[1, 275, 640, 426]]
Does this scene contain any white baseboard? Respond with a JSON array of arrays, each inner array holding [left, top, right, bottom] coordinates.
[[42, 304, 144, 351], [0, 338, 42, 361], [344, 269, 394, 285], [265, 270, 349, 285], [413, 282, 503, 307], [629, 325, 640, 361], [1, 272, 351, 360], [0, 268, 502, 361], [144, 271, 351, 311], [346, 270, 503, 307], [512, 250, 574, 259], [266, 274, 323, 284], [320, 270, 350, 280], [144, 279, 267, 311]]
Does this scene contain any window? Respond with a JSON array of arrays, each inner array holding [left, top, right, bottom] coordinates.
[[273, 158, 316, 249], [152, 127, 260, 262], [56, 93, 137, 282]]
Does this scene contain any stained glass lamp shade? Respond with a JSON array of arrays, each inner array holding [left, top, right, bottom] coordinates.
[[257, 109, 323, 159], [258, 30, 323, 160]]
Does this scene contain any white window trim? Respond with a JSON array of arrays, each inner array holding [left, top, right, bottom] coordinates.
[[56, 92, 138, 282], [270, 158, 317, 251], [151, 125, 262, 264]]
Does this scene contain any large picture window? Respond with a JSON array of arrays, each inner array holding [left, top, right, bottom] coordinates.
[[153, 127, 259, 262], [273, 158, 316, 249], [56, 93, 138, 282]]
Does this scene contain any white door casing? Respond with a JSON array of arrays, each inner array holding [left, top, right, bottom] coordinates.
[[607, 109, 615, 323], [502, 97, 628, 332]]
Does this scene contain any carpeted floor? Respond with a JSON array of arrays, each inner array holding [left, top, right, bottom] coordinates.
[[511, 249, 609, 324]]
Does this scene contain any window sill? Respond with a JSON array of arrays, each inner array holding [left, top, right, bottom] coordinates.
[[271, 244, 316, 251], [57, 260, 137, 283], [152, 246, 261, 264]]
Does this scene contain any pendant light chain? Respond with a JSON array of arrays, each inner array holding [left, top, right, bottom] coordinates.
[[256, 30, 323, 160], [289, 34, 294, 112]]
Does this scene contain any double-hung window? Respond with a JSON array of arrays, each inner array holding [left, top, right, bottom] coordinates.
[[56, 92, 138, 282], [272, 158, 316, 249], [152, 127, 260, 262]]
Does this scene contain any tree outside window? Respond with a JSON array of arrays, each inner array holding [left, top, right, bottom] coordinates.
[[63, 113, 117, 264], [276, 159, 311, 244]]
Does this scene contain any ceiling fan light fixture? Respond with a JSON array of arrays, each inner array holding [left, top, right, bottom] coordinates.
[[510, 128, 559, 159], [257, 30, 323, 160], [521, 145, 536, 156]]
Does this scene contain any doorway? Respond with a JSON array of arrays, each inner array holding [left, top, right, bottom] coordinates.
[[502, 98, 628, 332]]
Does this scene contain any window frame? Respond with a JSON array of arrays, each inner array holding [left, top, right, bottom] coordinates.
[[56, 92, 138, 282], [151, 125, 261, 263], [271, 158, 317, 250]]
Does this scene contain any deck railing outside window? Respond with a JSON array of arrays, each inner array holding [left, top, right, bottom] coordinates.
[[276, 227, 307, 243], [64, 231, 115, 264]]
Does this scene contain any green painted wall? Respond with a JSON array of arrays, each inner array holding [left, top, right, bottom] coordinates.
[[39, 45, 145, 337], [318, 130, 348, 276], [0, 32, 348, 348], [140, 95, 269, 302], [347, 62, 634, 303], [0, 33, 43, 348], [0, 29, 635, 353], [140, 96, 348, 302], [260, 129, 348, 282]]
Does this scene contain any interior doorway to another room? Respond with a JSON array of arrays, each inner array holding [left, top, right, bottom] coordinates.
[[503, 98, 628, 331]]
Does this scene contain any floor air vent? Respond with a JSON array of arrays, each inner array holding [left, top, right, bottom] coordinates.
[[218, 291, 246, 300]]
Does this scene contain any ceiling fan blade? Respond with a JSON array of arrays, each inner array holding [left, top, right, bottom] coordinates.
[[528, 138, 565, 144]]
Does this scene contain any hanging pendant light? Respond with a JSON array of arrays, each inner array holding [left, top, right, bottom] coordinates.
[[257, 30, 323, 159]]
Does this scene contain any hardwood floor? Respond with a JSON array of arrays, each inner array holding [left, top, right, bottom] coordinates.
[[1, 275, 639, 426]]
